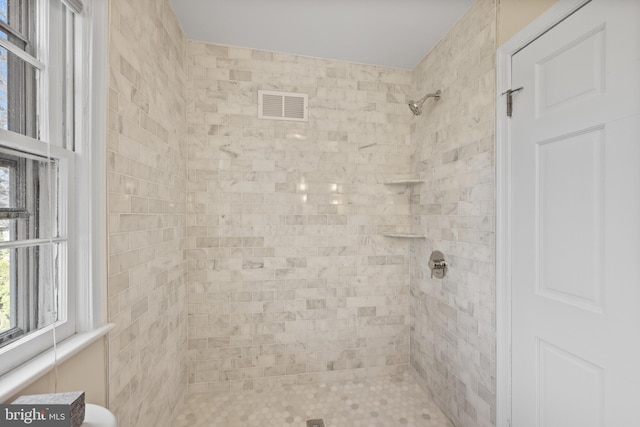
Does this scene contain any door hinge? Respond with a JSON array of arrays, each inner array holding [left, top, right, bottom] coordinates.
[[502, 87, 523, 117]]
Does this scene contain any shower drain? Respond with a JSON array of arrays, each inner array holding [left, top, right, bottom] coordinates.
[[306, 419, 325, 427]]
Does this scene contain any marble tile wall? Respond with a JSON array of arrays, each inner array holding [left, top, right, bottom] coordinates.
[[107, 1, 188, 426], [185, 42, 414, 393], [409, 0, 497, 426], [104, 0, 499, 424]]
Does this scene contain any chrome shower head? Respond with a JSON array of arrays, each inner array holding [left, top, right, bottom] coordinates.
[[408, 100, 422, 115], [408, 90, 441, 116]]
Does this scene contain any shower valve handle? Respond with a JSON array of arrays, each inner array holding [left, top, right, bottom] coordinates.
[[428, 250, 448, 279]]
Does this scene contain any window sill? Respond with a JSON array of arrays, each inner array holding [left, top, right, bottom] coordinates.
[[0, 323, 114, 403]]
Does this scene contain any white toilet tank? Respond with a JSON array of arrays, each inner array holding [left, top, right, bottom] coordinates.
[[81, 404, 118, 427]]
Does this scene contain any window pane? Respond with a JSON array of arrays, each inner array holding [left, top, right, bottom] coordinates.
[[0, 46, 7, 132], [5, 0, 32, 44], [0, 0, 37, 139], [0, 163, 12, 208], [0, 0, 6, 24], [0, 242, 61, 345], [0, 149, 58, 242], [0, 47, 37, 138], [35, 243, 60, 329], [0, 248, 10, 332]]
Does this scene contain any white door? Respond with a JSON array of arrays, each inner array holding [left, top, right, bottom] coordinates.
[[510, 1, 640, 426]]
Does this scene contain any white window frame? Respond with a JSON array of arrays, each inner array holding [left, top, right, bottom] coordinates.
[[0, 0, 108, 380]]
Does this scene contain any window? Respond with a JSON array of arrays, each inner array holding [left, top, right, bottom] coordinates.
[[0, 148, 60, 345], [0, 0, 37, 139], [0, 0, 102, 376]]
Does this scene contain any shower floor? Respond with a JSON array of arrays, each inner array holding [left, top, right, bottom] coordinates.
[[173, 371, 453, 427]]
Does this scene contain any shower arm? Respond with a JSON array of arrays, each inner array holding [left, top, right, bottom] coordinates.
[[408, 89, 442, 115], [418, 90, 441, 103]]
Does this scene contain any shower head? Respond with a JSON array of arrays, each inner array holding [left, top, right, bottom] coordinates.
[[408, 90, 441, 115], [408, 101, 422, 116]]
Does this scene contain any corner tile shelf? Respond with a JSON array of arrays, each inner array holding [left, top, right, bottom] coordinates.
[[383, 233, 426, 239], [383, 179, 425, 185]]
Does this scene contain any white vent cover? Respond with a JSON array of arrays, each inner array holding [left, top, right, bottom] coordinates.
[[258, 90, 308, 122]]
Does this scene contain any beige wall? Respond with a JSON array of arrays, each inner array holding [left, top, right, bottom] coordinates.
[[186, 42, 413, 393], [107, 0, 188, 426], [498, 0, 559, 45], [409, 0, 497, 426], [6, 340, 107, 405]]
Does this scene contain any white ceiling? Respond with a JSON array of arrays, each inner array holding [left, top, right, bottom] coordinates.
[[169, 0, 475, 69]]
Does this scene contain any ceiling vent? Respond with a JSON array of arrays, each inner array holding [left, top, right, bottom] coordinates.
[[258, 90, 308, 122]]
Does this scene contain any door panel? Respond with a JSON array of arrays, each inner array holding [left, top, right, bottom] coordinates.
[[536, 127, 604, 311], [510, 1, 640, 426], [537, 339, 604, 427], [536, 25, 604, 116]]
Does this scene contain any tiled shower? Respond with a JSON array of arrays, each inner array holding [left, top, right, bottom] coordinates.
[[186, 40, 413, 393], [107, 0, 496, 426]]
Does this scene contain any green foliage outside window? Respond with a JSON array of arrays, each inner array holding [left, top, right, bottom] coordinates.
[[0, 249, 9, 330]]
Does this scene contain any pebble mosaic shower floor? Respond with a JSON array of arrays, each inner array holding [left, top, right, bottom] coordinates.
[[173, 372, 453, 427]]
